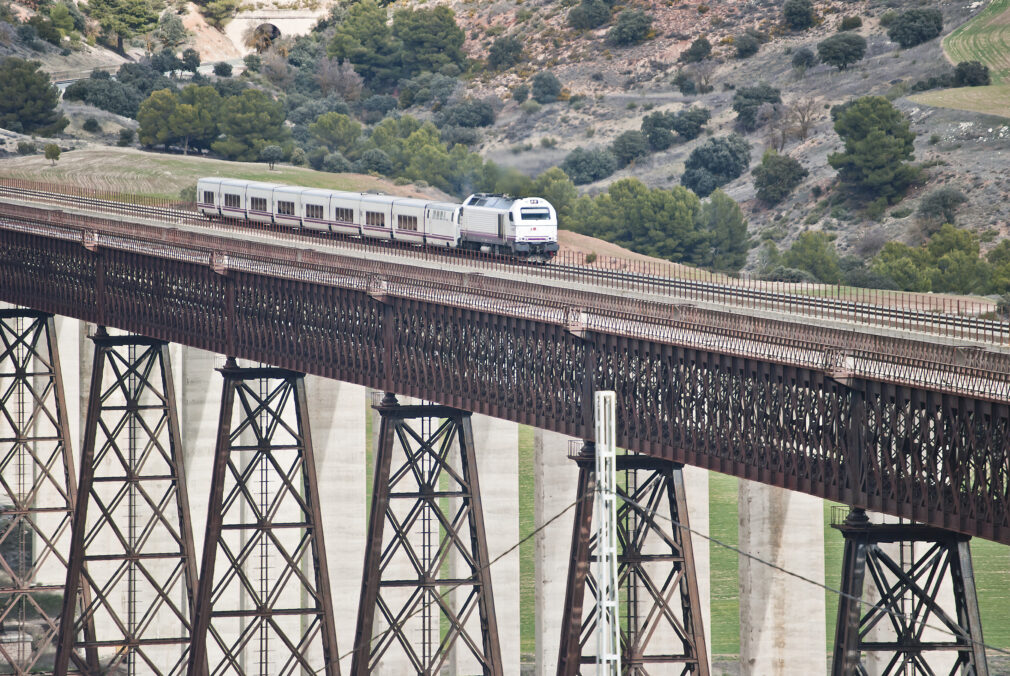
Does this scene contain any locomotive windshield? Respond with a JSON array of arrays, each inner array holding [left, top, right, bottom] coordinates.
[[519, 207, 552, 220]]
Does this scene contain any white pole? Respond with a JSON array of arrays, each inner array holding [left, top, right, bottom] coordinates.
[[594, 391, 621, 676]]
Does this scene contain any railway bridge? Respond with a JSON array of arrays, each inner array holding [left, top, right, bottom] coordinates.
[[0, 180, 1006, 675]]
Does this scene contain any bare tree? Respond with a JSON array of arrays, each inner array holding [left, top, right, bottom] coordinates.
[[261, 51, 294, 90], [688, 59, 717, 91], [788, 96, 821, 140], [315, 57, 363, 101]]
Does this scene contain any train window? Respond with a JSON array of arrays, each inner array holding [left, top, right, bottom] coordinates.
[[520, 207, 551, 220], [250, 197, 267, 212], [335, 207, 353, 223], [306, 204, 324, 219], [365, 211, 385, 227], [224, 193, 240, 208], [397, 215, 418, 231], [202, 191, 215, 205], [277, 201, 295, 216]]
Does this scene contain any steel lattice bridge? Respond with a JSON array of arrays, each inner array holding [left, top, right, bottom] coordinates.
[[0, 180, 1005, 675]]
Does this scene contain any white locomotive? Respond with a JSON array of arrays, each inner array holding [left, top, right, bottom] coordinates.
[[196, 177, 559, 262]]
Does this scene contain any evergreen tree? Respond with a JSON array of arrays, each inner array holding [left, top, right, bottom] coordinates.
[[392, 6, 465, 77], [828, 96, 916, 203], [783, 0, 815, 30], [681, 134, 751, 197], [817, 32, 866, 70], [781, 231, 841, 283], [887, 9, 943, 48], [752, 150, 808, 205], [0, 58, 68, 135], [177, 84, 221, 152], [85, 0, 159, 52], [137, 88, 180, 148], [212, 89, 288, 161], [696, 189, 749, 272], [591, 179, 706, 262], [328, 0, 401, 89]]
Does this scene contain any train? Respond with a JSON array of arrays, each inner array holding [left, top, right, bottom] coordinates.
[[196, 178, 560, 262]]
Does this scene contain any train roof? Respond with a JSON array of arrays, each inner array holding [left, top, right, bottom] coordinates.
[[465, 194, 515, 209]]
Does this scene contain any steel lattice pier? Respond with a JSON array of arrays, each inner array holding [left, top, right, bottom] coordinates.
[[187, 362, 339, 676], [55, 329, 201, 674], [352, 394, 502, 676], [558, 446, 709, 676], [832, 508, 988, 676], [0, 311, 82, 674]]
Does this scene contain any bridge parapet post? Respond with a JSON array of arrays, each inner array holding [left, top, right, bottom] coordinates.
[[55, 329, 201, 674], [0, 310, 84, 674], [352, 394, 503, 676], [557, 446, 710, 676], [831, 507, 989, 676], [187, 362, 339, 676]]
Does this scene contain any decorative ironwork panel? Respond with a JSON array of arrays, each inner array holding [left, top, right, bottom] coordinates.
[[231, 272, 385, 390], [188, 365, 339, 676], [0, 230, 97, 321], [0, 311, 81, 674], [352, 396, 502, 676], [558, 451, 709, 676], [55, 332, 200, 675], [102, 249, 228, 354]]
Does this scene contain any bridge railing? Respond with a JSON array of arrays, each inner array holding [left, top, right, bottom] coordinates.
[[1, 177, 1006, 346]]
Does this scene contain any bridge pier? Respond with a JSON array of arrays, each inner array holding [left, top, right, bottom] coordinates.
[[738, 480, 827, 675], [557, 445, 709, 676], [352, 393, 503, 675], [0, 311, 83, 674], [831, 508, 988, 675], [55, 329, 201, 674], [187, 361, 340, 676]]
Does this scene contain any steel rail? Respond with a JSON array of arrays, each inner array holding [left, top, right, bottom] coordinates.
[[1, 181, 1007, 346], [2, 200, 1010, 404]]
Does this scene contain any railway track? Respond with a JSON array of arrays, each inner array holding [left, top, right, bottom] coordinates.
[[2, 181, 1008, 346]]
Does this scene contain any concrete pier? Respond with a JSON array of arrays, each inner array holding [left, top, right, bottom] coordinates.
[[533, 429, 581, 676], [306, 375, 366, 673], [738, 480, 826, 676]]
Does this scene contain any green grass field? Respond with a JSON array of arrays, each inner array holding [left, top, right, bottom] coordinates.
[[909, 85, 1010, 118], [945, 0, 1010, 84], [0, 147, 422, 201]]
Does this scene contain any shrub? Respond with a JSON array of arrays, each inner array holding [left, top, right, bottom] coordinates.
[[290, 147, 307, 166], [954, 60, 990, 87], [681, 134, 751, 197], [568, 0, 611, 30], [680, 37, 711, 63], [513, 84, 529, 103], [672, 106, 711, 140], [735, 33, 761, 58], [918, 187, 967, 224], [62, 76, 144, 118], [213, 62, 233, 77], [879, 10, 898, 27], [561, 147, 619, 184], [839, 15, 862, 31], [181, 48, 201, 73], [488, 35, 523, 70], [322, 151, 351, 173], [520, 99, 542, 114], [532, 71, 562, 103], [82, 117, 101, 133], [752, 150, 809, 205], [435, 99, 495, 128], [817, 32, 866, 70], [607, 9, 652, 46], [243, 54, 261, 72], [783, 0, 815, 30], [791, 46, 817, 68], [117, 128, 134, 146], [887, 9, 943, 48], [149, 49, 181, 74], [16, 141, 36, 155], [732, 83, 781, 131], [610, 130, 650, 167]]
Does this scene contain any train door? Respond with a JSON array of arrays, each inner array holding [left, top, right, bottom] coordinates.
[[498, 213, 505, 241]]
